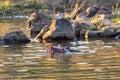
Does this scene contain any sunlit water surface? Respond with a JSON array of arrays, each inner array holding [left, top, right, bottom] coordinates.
[[0, 18, 120, 80]]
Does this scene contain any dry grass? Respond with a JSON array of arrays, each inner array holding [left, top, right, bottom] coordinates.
[[64, 0, 85, 20]]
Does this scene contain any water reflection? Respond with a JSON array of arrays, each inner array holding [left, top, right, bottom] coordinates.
[[0, 39, 120, 79], [0, 18, 120, 79]]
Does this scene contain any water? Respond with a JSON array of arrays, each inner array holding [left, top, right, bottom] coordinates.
[[0, 18, 120, 80]]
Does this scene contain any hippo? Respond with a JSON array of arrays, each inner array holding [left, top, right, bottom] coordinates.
[[47, 44, 81, 58]]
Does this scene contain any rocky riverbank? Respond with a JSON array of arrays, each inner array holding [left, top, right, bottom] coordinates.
[[27, 5, 120, 41], [1, 0, 120, 44]]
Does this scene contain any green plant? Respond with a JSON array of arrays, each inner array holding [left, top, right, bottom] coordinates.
[[111, 14, 120, 23], [111, 0, 120, 23], [45, 14, 53, 20], [0, 5, 14, 15], [27, 1, 47, 9]]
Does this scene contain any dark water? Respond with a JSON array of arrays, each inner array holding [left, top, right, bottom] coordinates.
[[0, 18, 120, 80]]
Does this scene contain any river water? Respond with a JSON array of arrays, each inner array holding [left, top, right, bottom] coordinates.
[[0, 18, 120, 80]]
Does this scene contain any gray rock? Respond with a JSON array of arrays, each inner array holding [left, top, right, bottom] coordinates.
[[79, 27, 119, 39], [30, 24, 48, 37], [115, 34, 120, 39], [86, 6, 98, 17], [43, 18, 74, 40], [0, 31, 30, 45], [86, 6, 111, 18], [101, 27, 116, 37], [90, 14, 112, 24], [74, 21, 96, 36], [27, 12, 51, 37], [27, 12, 51, 28], [99, 19, 113, 26], [80, 29, 102, 38]]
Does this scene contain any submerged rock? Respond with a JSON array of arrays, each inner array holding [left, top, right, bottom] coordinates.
[[0, 31, 30, 45]]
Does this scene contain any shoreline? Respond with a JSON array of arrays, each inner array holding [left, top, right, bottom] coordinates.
[[0, 15, 29, 19]]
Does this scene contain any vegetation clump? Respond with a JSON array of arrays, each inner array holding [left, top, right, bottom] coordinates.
[[0, 0, 14, 15], [112, 15, 120, 23], [24, 1, 47, 9], [111, 0, 120, 23], [0, 0, 47, 15]]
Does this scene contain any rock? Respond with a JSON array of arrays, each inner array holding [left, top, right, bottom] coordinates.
[[86, 6, 111, 18], [115, 34, 120, 39], [75, 13, 89, 22], [27, 11, 51, 37], [116, 20, 120, 24], [0, 31, 30, 45], [74, 21, 96, 36], [99, 19, 113, 26], [79, 26, 119, 39], [86, 6, 98, 17], [90, 14, 112, 24], [27, 11, 51, 28], [96, 6, 111, 15], [30, 24, 48, 37], [54, 12, 64, 19], [114, 25, 120, 32], [42, 18, 74, 40], [80, 29, 102, 38], [101, 27, 117, 37]]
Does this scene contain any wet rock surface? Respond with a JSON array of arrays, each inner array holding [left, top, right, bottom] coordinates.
[[25, 5, 120, 40], [42, 18, 74, 40], [0, 31, 30, 45]]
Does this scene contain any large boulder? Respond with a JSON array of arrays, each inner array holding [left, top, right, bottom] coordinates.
[[0, 31, 30, 45], [116, 20, 120, 24], [79, 27, 120, 39], [73, 21, 96, 37], [90, 14, 112, 24], [101, 27, 119, 37], [86, 6, 111, 18], [99, 19, 113, 26], [96, 6, 111, 15], [80, 29, 102, 39], [27, 11, 51, 28], [114, 25, 120, 32], [86, 6, 99, 17], [42, 18, 74, 40], [27, 11, 51, 37], [115, 34, 120, 39], [30, 24, 48, 37]]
